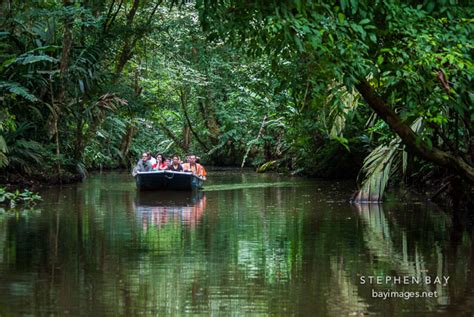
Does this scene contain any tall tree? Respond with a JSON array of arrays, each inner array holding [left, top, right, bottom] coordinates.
[[197, 0, 474, 184]]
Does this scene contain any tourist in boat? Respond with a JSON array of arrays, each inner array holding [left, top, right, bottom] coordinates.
[[152, 153, 168, 170], [147, 151, 156, 166], [167, 155, 183, 172], [182, 154, 207, 178], [136, 152, 153, 172]]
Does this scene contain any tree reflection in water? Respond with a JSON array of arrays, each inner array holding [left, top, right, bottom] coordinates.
[[0, 172, 473, 316], [352, 202, 473, 313]]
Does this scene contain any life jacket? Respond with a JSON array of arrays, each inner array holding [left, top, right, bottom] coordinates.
[[182, 163, 207, 177]]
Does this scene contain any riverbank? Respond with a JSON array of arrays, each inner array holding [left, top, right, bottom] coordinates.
[[0, 170, 83, 192], [2, 165, 471, 211]]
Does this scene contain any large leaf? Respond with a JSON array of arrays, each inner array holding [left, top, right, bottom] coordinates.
[[0, 81, 38, 102], [6, 54, 58, 66]]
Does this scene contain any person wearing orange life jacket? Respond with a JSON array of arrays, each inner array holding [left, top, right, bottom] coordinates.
[[182, 154, 207, 179]]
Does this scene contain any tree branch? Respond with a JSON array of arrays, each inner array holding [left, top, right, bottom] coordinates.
[[179, 88, 210, 151], [356, 79, 474, 184], [158, 121, 187, 152]]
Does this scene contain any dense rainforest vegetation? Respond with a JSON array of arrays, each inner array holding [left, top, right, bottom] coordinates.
[[0, 0, 472, 206]]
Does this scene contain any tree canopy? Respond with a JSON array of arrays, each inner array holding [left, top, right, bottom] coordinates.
[[0, 0, 472, 203]]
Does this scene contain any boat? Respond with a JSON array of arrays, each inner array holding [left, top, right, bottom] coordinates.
[[134, 170, 205, 190]]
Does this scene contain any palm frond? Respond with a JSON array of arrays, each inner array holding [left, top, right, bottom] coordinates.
[[15, 54, 58, 65], [76, 162, 88, 179], [0, 81, 38, 102], [0, 134, 9, 168], [0, 152, 8, 168], [354, 118, 423, 202], [0, 135, 7, 153], [355, 141, 400, 202], [12, 139, 44, 165], [95, 93, 128, 111]]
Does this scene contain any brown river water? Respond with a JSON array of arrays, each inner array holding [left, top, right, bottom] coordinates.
[[0, 170, 473, 316]]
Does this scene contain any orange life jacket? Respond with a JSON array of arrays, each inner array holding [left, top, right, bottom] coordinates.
[[182, 163, 207, 177]]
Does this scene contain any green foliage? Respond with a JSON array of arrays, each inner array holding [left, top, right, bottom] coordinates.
[[0, 136, 7, 168], [0, 187, 42, 208], [0, 0, 366, 181], [1, 0, 471, 200], [197, 0, 474, 189], [356, 119, 423, 202], [1, 122, 48, 175], [0, 81, 38, 102]]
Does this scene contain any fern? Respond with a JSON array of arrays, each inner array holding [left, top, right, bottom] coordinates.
[[1, 123, 46, 174]]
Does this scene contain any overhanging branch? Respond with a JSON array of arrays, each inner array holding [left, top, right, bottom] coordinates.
[[356, 79, 474, 184]]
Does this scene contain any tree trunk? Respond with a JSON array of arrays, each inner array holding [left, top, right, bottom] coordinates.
[[179, 87, 210, 151], [113, 0, 139, 76], [59, 0, 73, 97], [356, 79, 474, 184], [183, 125, 191, 152], [241, 114, 267, 168], [103, 0, 124, 33], [114, 0, 162, 77], [74, 114, 84, 161], [199, 63, 220, 145], [49, 0, 74, 183], [53, 116, 61, 183], [120, 124, 136, 167]]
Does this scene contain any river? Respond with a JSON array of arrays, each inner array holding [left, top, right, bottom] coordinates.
[[0, 170, 473, 315]]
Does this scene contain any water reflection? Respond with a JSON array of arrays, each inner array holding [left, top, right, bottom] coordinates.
[[352, 202, 472, 313], [326, 255, 369, 316], [0, 172, 472, 315], [134, 191, 206, 231]]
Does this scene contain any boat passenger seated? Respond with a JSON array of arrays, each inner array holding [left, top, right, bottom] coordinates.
[[152, 153, 168, 170], [182, 154, 207, 178], [167, 155, 183, 172], [136, 152, 153, 172], [147, 151, 157, 165]]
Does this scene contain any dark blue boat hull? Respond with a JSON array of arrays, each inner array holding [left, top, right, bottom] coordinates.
[[135, 171, 204, 190]]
